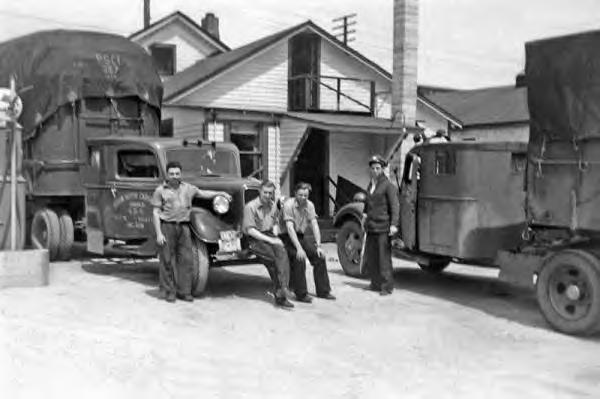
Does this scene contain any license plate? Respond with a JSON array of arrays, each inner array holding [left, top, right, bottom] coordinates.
[[218, 230, 241, 253]]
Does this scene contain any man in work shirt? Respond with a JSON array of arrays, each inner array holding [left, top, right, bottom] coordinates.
[[243, 180, 294, 309], [280, 182, 335, 302], [152, 161, 231, 303]]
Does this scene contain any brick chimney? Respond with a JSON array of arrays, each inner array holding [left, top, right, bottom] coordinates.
[[392, 0, 419, 126], [201, 12, 220, 40], [143, 0, 150, 29]]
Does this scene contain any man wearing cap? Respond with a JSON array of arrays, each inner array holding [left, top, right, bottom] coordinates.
[[363, 155, 400, 296], [280, 182, 335, 303]]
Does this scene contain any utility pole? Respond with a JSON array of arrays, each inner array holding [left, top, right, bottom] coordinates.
[[332, 13, 357, 45]]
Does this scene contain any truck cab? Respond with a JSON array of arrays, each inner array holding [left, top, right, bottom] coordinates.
[[79, 136, 260, 294]]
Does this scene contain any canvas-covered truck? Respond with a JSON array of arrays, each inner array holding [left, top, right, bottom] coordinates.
[[0, 30, 260, 295], [334, 30, 600, 335]]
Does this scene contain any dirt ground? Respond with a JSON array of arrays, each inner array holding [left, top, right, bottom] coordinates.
[[1, 243, 599, 398]]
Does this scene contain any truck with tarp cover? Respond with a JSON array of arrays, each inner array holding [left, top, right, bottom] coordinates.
[[0, 31, 260, 295], [334, 29, 600, 335]]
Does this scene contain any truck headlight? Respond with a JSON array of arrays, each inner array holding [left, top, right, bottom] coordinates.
[[213, 195, 230, 214]]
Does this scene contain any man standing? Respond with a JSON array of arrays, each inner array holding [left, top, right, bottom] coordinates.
[[280, 182, 335, 302], [363, 155, 400, 296], [243, 180, 294, 309], [152, 161, 231, 303]]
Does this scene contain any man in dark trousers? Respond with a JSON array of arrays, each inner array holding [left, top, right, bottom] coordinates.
[[243, 180, 294, 309], [280, 182, 335, 303], [152, 161, 231, 303], [363, 155, 400, 296]]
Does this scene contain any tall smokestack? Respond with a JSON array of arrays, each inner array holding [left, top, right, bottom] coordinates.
[[144, 0, 151, 29], [392, 0, 419, 126], [201, 12, 220, 40]]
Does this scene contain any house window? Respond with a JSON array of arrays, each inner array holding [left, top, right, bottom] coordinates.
[[160, 118, 174, 137], [434, 150, 455, 175], [206, 122, 225, 142], [230, 122, 263, 179], [149, 43, 176, 76], [117, 149, 159, 179]]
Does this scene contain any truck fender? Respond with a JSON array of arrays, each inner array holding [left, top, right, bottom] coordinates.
[[333, 202, 365, 227], [189, 207, 231, 244]]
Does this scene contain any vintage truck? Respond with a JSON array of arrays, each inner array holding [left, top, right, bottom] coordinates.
[[0, 30, 259, 295], [334, 30, 600, 336]]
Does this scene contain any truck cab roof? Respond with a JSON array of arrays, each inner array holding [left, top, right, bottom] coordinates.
[[86, 136, 240, 153]]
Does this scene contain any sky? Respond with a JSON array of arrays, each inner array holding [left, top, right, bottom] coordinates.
[[1, 0, 600, 89]]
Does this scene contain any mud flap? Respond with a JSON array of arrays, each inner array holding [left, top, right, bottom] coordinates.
[[87, 229, 104, 255], [496, 250, 542, 289]]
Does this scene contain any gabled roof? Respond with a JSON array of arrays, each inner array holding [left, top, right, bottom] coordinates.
[[129, 11, 230, 52], [423, 86, 529, 127], [164, 20, 393, 102]]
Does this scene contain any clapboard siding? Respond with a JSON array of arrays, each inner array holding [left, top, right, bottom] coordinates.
[[320, 40, 391, 116], [135, 23, 218, 73], [175, 41, 289, 111], [278, 118, 308, 192]]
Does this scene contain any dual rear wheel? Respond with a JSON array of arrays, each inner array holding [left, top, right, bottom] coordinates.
[[30, 207, 74, 261]]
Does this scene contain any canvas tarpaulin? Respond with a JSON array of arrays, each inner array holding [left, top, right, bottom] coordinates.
[[0, 30, 162, 138], [526, 30, 600, 141]]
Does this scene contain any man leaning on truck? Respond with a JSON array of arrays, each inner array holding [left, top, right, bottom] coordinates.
[[152, 161, 231, 303]]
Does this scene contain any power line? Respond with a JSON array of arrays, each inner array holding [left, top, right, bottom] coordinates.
[[332, 13, 357, 45]]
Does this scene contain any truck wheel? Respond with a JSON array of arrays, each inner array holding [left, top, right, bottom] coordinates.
[[57, 210, 74, 261], [31, 208, 60, 261], [191, 239, 210, 297], [336, 220, 367, 278], [536, 250, 600, 335], [418, 259, 450, 274]]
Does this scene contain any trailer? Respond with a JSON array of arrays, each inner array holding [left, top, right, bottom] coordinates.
[[334, 30, 600, 335]]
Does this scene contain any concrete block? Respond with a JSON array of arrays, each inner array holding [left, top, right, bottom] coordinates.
[[0, 249, 49, 288]]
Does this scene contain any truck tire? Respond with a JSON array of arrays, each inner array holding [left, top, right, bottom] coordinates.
[[31, 208, 60, 261], [536, 250, 600, 335], [57, 210, 74, 261], [191, 239, 210, 297], [336, 220, 367, 278], [418, 259, 450, 274]]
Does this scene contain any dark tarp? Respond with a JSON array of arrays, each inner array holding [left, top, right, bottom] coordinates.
[[0, 30, 163, 137], [526, 30, 600, 141]]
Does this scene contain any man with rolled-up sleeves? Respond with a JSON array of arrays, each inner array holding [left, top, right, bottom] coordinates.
[[280, 182, 335, 303], [243, 180, 294, 309]]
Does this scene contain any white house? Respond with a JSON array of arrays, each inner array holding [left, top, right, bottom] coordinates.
[[131, 12, 455, 217]]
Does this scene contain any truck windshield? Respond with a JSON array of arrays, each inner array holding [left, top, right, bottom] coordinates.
[[166, 148, 240, 177]]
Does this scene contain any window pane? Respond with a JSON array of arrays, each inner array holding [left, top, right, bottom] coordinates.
[[231, 133, 259, 152], [240, 153, 262, 178], [150, 44, 175, 76], [118, 150, 159, 178], [434, 150, 455, 175]]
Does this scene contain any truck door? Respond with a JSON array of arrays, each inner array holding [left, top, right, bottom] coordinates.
[[400, 153, 420, 250], [103, 146, 161, 241], [81, 144, 108, 254]]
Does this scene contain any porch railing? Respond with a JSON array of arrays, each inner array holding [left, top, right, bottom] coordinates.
[[288, 74, 376, 115]]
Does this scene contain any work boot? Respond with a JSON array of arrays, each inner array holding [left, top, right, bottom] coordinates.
[[166, 293, 176, 303], [295, 295, 313, 303], [317, 293, 336, 300], [275, 297, 294, 309]]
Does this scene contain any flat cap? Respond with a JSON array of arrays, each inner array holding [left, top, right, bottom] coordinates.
[[368, 154, 387, 167]]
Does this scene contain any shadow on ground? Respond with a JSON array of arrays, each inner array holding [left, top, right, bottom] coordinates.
[[346, 265, 600, 339]]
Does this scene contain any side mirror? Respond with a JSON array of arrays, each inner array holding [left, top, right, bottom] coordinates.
[[353, 192, 367, 203]]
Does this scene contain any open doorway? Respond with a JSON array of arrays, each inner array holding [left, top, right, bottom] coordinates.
[[292, 128, 329, 217]]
